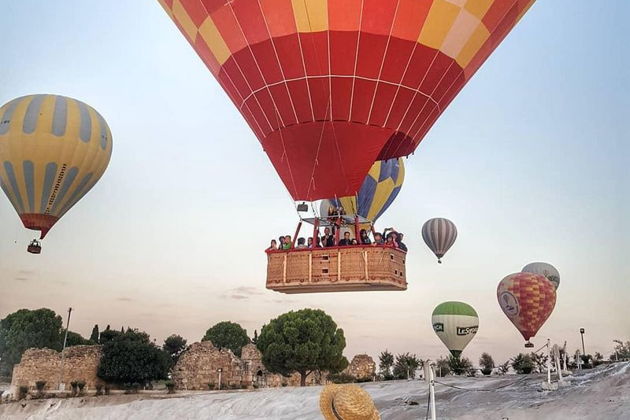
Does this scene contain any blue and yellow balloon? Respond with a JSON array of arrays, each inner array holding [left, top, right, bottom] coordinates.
[[320, 158, 404, 223], [0, 94, 112, 251]]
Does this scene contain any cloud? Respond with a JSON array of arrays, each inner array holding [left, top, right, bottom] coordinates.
[[221, 286, 264, 300], [270, 298, 297, 304], [232, 287, 264, 296], [14, 276, 29, 282], [116, 297, 134, 302]]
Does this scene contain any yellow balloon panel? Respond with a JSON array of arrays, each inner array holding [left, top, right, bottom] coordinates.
[[0, 94, 112, 238]]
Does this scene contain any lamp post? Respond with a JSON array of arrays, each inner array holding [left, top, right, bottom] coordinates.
[[217, 368, 223, 390], [58, 307, 72, 391], [579, 328, 586, 356]]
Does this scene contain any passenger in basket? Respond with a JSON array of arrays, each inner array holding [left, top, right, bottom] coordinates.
[[373, 232, 384, 245], [297, 237, 307, 248], [278, 236, 285, 249], [313, 237, 322, 248], [385, 235, 398, 248], [351, 239, 358, 245], [283, 235, 292, 250], [266, 239, 278, 251], [322, 227, 336, 247], [397, 232, 408, 252], [307, 237, 313, 248], [359, 229, 371, 245], [338, 231, 352, 246]]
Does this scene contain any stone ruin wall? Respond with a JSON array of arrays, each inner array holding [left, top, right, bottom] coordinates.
[[11, 345, 105, 392], [172, 341, 249, 390], [10, 342, 358, 394], [173, 342, 327, 389], [344, 354, 376, 380]]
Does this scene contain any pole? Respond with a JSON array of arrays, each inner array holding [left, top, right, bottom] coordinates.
[[217, 369, 222, 390], [58, 307, 72, 390], [312, 217, 320, 247], [429, 362, 437, 420], [580, 328, 585, 356], [546, 339, 551, 385], [291, 221, 302, 249]]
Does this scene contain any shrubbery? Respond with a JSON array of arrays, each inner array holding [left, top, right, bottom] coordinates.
[[512, 353, 535, 374], [97, 329, 169, 387]]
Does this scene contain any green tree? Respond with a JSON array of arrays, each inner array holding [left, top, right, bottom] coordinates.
[[163, 334, 187, 368], [379, 350, 394, 378], [97, 329, 169, 386], [99, 328, 122, 344], [63, 330, 91, 347], [0, 308, 63, 377], [256, 309, 348, 386], [498, 360, 511, 374], [530, 352, 548, 373], [202, 321, 249, 357], [252, 330, 258, 345], [448, 355, 474, 376], [612, 340, 630, 360], [90, 325, 100, 343], [479, 353, 494, 375], [393, 353, 421, 379], [511, 353, 535, 374], [435, 357, 451, 377]]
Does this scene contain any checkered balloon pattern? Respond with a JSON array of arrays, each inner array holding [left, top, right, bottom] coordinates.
[[497, 272, 556, 341]]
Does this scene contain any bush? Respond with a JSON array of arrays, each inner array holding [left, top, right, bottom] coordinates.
[[165, 380, 175, 394], [479, 353, 495, 375], [356, 376, 373, 383], [497, 361, 510, 375], [435, 357, 451, 377], [95, 384, 103, 396], [382, 373, 395, 381], [207, 382, 215, 390], [512, 353, 535, 374], [104, 385, 111, 395], [77, 381, 86, 395], [393, 353, 421, 379], [98, 329, 169, 386], [328, 373, 355, 384], [448, 355, 474, 376]]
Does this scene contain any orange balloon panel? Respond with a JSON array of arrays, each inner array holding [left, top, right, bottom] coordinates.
[[159, 0, 536, 201], [497, 272, 556, 341]]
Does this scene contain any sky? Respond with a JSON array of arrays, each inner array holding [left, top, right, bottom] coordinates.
[[1, 1, 628, 365]]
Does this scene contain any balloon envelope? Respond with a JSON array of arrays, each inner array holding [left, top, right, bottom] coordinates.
[[432, 301, 478, 357], [0, 94, 112, 239], [422, 217, 457, 263], [320, 158, 404, 222], [159, 0, 536, 201], [497, 272, 556, 344], [522, 262, 560, 290]]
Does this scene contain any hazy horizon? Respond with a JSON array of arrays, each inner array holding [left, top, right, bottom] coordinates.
[[1, 1, 628, 365]]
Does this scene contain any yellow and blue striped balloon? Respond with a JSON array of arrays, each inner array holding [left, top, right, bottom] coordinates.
[[321, 158, 404, 223], [0, 94, 112, 239]]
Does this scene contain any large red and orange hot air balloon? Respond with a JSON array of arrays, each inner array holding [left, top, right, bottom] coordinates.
[[159, 0, 536, 202], [497, 272, 556, 348]]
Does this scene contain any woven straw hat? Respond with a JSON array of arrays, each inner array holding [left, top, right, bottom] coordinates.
[[320, 384, 380, 420]]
